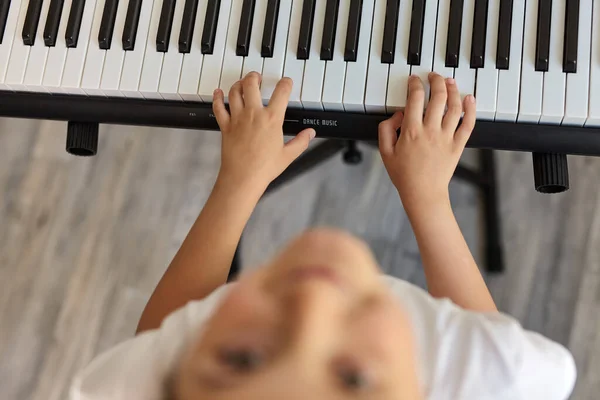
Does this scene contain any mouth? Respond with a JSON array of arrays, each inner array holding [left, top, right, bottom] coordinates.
[[288, 266, 349, 292]]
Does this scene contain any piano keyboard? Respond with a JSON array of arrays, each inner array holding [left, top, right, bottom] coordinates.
[[0, 0, 597, 126]]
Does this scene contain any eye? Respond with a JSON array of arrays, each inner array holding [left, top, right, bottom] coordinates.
[[218, 348, 265, 373], [337, 364, 371, 391]]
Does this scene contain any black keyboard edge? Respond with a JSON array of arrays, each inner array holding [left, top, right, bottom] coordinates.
[[1, 91, 599, 157]]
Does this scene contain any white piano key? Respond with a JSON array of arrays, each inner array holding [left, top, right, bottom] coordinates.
[[386, 0, 413, 112], [410, 0, 440, 107], [219, 0, 244, 101], [475, 0, 500, 120], [157, 0, 186, 100], [139, 0, 166, 99], [564, 0, 592, 126], [61, 0, 101, 94], [81, 0, 108, 96], [517, 0, 543, 123], [586, 0, 600, 126], [241, 0, 268, 77], [22, 0, 53, 91], [300, 0, 327, 110], [4, 0, 35, 90], [119, 0, 156, 98], [282, 0, 305, 108], [342, 0, 374, 112], [198, 0, 233, 102], [177, 0, 208, 101], [0, 0, 25, 88], [540, 72, 565, 122], [99, 0, 130, 96], [364, 0, 388, 114], [321, 0, 351, 111], [453, 0, 476, 99], [42, 0, 74, 92], [540, 0, 565, 124], [432, 0, 453, 78], [261, 0, 292, 104], [496, 0, 525, 121]]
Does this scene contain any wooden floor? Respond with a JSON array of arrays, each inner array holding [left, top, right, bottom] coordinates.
[[1, 118, 599, 399]]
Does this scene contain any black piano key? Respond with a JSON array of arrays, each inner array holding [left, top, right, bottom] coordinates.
[[98, 0, 119, 49], [297, 0, 316, 59], [178, 0, 199, 53], [156, 0, 176, 52], [43, 0, 64, 46], [65, 0, 85, 47], [0, 0, 12, 44], [320, 0, 339, 60], [381, 0, 400, 63], [535, 0, 552, 71], [407, 0, 425, 65], [445, 0, 463, 67], [563, 0, 579, 73], [236, 0, 255, 56], [261, 0, 280, 57], [344, 0, 362, 61], [22, 0, 44, 45], [496, 0, 513, 69], [122, 0, 143, 50], [470, 0, 489, 68], [201, 0, 220, 54]]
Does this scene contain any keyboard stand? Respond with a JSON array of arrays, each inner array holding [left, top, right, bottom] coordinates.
[[227, 141, 504, 282]]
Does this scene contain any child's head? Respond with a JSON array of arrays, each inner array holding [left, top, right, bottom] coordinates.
[[171, 228, 423, 399]]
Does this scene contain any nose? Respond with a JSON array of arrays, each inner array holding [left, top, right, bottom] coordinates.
[[283, 279, 347, 357]]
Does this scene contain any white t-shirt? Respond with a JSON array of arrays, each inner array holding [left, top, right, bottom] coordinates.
[[70, 275, 576, 400]]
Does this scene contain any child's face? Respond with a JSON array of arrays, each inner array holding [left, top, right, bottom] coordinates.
[[174, 228, 423, 399]]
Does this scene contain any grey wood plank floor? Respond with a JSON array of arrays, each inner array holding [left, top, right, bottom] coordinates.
[[1, 118, 599, 399]]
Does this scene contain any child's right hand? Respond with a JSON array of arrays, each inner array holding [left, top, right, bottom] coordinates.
[[378, 73, 476, 212], [212, 72, 315, 193]]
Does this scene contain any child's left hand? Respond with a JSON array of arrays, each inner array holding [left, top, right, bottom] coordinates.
[[213, 72, 316, 192]]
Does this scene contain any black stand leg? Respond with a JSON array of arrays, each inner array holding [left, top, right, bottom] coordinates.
[[453, 150, 504, 273], [228, 241, 242, 282], [228, 141, 505, 280], [480, 149, 504, 273]]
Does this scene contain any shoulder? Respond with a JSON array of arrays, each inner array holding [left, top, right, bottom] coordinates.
[[380, 275, 576, 400], [70, 284, 235, 400]]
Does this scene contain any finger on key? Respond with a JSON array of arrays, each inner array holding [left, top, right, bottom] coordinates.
[[404, 75, 425, 128], [229, 80, 245, 114], [454, 95, 476, 148], [442, 78, 463, 132], [424, 72, 448, 127], [242, 71, 264, 107], [268, 77, 293, 117]]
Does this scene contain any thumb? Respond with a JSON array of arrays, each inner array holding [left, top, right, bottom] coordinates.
[[282, 128, 316, 166], [378, 111, 403, 157]]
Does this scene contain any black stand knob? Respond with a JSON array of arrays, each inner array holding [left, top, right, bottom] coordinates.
[[532, 153, 569, 194], [343, 141, 362, 165], [66, 122, 99, 156]]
